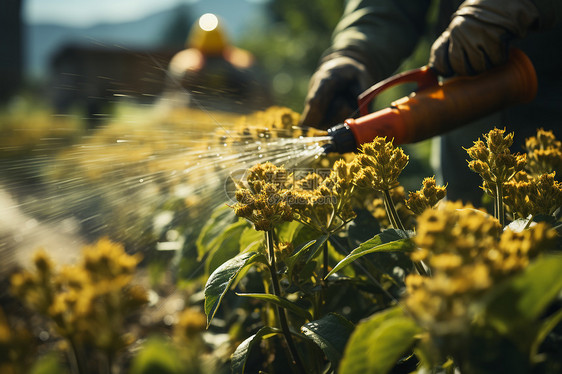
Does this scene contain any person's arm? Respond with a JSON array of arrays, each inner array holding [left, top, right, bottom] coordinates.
[[328, 0, 431, 83], [430, 0, 562, 77], [301, 0, 431, 129]]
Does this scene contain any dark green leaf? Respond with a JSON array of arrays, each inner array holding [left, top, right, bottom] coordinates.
[[236, 293, 313, 320], [347, 208, 381, 246], [204, 251, 265, 327], [339, 306, 420, 374], [530, 307, 562, 360], [483, 254, 562, 334], [289, 234, 330, 265], [301, 313, 354, 367], [327, 229, 415, 278], [292, 223, 324, 248], [231, 326, 281, 374], [204, 219, 250, 276]]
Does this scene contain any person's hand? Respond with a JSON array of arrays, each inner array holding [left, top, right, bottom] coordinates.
[[300, 55, 371, 129], [429, 0, 540, 77]]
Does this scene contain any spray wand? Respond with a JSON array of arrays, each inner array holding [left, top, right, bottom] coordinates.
[[322, 49, 537, 154]]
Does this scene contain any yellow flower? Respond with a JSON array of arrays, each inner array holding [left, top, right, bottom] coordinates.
[[232, 162, 294, 231], [81, 237, 142, 280], [466, 128, 526, 197], [405, 200, 556, 334], [503, 171, 533, 219], [525, 128, 562, 176], [10, 238, 148, 354], [174, 308, 207, 340], [406, 176, 447, 215], [504, 171, 562, 218], [354, 137, 409, 191], [531, 172, 562, 216], [285, 159, 358, 233]]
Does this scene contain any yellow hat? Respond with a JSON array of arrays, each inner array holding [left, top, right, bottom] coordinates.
[[187, 13, 229, 56]]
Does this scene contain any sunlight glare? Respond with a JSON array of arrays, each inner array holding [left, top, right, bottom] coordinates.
[[199, 13, 219, 31]]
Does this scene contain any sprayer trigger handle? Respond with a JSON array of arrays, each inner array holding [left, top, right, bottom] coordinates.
[[357, 65, 439, 116]]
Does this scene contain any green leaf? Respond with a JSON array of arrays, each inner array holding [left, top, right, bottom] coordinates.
[[277, 220, 305, 242], [231, 326, 281, 374], [239, 226, 264, 252], [327, 229, 415, 278], [204, 251, 265, 327], [301, 313, 354, 368], [483, 254, 562, 334], [196, 205, 237, 259], [347, 208, 381, 246], [530, 307, 562, 360], [292, 223, 324, 248], [289, 234, 330, 265], [339, 306, 421, 374], [204, 219, 249, 276]]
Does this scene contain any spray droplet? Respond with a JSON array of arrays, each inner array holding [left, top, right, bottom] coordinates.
[[139, 178, 144, 183]]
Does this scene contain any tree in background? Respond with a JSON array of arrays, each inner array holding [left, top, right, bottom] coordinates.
[[159, 3, 196, 51], [239, 0, 344, 111]]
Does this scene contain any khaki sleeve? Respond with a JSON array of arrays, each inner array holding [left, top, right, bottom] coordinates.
[[324, 0, 432, 82]]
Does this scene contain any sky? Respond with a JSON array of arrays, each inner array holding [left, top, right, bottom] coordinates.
[[23, 0, 269, 27]]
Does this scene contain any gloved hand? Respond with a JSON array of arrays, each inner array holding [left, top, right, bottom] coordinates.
[[300, 55, 372, 129], [429, 0, 540, 77]]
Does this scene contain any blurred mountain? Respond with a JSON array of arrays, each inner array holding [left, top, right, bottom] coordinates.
[[25, 1, 267, 80]]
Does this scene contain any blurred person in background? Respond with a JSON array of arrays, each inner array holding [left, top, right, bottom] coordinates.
[[301, 0, 562, 204], [162, 13, 272, 113]]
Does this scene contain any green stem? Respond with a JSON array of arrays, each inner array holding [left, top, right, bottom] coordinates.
[[496, 182, 505, 227], [323, 241, 329, 280], [266, 230, 306, 374], [523, 214, 535, 230], [383, 189, 404, 231], [382, 191, 399, 229], [383, 189, 428, 276], [68, 338, 86, 374]]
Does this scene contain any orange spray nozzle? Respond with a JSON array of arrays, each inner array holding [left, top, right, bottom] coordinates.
[[323, 49, 538, 154]]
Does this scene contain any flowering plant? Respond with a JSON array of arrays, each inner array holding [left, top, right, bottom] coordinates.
[[202, 127, 562, 374]]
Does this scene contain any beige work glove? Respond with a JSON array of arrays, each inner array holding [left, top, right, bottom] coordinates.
[[300, 54, 372, 129], [429, 0, 541, 77]]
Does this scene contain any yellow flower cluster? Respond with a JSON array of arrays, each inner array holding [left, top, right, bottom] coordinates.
[[466, 128, 526, 196], [233, 162, 294, 231], [405, 176, 447, 215], [405, 201, 556, 330], [216, 106, 326, 146], [504, 171, 562, 218], [354, 137, 409, 191], [173, 307, 207, 341], [288, 159, 358, 233], [10, 238, 148, 352], [524, 128, 562, 176]]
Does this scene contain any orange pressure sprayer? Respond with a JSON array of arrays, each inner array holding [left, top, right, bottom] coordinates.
[[322, 49, 537, 154]]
